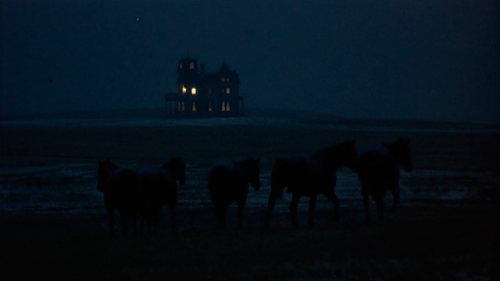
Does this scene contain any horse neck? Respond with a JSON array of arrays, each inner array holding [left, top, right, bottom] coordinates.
[[235, 161, 247, 175], [161, 164, 176, 181], [98, 164, 118, 191], [384, 146, 401, 165], [103, 164, 118, 178], [235, 161, 252, 182]]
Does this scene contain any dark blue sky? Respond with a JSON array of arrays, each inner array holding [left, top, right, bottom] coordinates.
[[1, 0, 499, 123]]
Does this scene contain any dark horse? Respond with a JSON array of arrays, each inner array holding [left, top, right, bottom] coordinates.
[[207, 158, 261, 229], [357, 138, 413, 223], [264, 140, 358, 227], [137, 157, 186, 234], [97, 160, 140, 236]]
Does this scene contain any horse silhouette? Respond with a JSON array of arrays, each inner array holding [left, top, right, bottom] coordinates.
[[207, 158, 261, 229], [264, 140, 358, 227], [137, 157, 186, 234], [357, 138, 413, 223], [97, 160, 140, 236]]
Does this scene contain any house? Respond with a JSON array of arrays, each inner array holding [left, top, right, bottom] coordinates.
[[165, 56, 244, 118]]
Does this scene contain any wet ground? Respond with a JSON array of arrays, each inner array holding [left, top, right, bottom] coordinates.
[[1, 163, 498, 219], [1, 113, 499, 280]]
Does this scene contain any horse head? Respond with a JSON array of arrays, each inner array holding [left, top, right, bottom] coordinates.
[[384, 138, 413, 172], [97, 159, 118, 192], [239, 158, 261, 191], [163, 157, 186, 185]]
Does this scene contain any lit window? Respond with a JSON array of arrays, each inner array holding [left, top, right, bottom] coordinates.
[[179, 63, 183, 69], [177, 102, 181, 112], [192, 102, 196, 112], [208, 89, 212, 94], [226, 101, 231, 111], [226, 88, 230, 94], [221, 101, 226, 112], [221, 78, 225, 82], [190, 62, 194, 69], [208, 102, 212, 112], [182, 85, 186, 94], [191, 88, 196, 95]]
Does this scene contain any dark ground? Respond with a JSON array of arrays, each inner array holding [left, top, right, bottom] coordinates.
[[1, 110, 499, 280]]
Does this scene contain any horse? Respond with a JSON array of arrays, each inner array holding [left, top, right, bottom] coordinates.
[[137, 157, 186, 234], [357, 138, 413, 224], [97, 160, 141, 236], [207, 158, 261, 229], [264, 140, 358, 228]]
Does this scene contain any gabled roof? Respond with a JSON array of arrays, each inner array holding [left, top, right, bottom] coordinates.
[[179, 55, 197, 64], [217, 62, 230, 74]]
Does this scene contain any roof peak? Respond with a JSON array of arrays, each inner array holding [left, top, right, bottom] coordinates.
[[218, 62, 230, 74]]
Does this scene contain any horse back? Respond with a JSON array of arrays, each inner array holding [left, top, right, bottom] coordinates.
[[105, 168, 140, 209], [207, 162, 246, 202], [272, 157, 315, 194], [358, 149, 399, 187], [138, 168, 177, 207]]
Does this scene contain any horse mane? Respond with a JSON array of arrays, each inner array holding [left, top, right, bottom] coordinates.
[[100, 159, 118, 170]]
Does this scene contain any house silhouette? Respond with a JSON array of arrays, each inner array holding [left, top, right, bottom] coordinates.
[[165, 56, 244, 118]]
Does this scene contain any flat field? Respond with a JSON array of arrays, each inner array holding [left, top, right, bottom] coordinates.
[[1, 109, 499, 280]]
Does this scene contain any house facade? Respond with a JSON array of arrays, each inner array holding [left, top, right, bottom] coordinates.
[[165, 56, 244, 118]]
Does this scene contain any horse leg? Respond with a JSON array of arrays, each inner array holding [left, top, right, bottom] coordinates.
[[106, 206, 115, 237], [145, 208, 152, 234], [119, 211, 128, 236], [221, 205, 228, 229], [391, 186, 400, 212], [308, 194, 317, 226], [153, 208, 160, 234], [264, 192, 278, 228], [169, 204, 177, 233], [139, 207, 148, 235], [362, 189, 370, 224], [289, 193, 300, 226], [237, 200, 246, 229], [132, 211, 138, 237], [375, 196, 385, 223], [214, 204, 226, 230], [323, 189, 340, 222]]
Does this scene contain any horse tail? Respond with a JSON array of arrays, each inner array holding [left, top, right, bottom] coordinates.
[[206, 167, 217, 191]]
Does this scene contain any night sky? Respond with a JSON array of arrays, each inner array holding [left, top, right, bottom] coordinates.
[[1, 0, 499, 123]]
